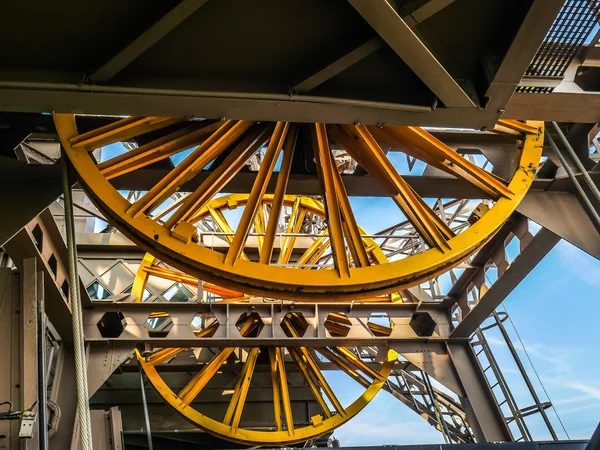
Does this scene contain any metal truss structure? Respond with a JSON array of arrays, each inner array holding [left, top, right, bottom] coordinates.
[[1, 1, 600, 450]]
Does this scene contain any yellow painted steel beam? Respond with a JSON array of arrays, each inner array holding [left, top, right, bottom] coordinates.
[[99, 122, 221, 180], [261, 125, 298, 264], [127, 120, 252, 218], [71, 116, 181, 152], [312, 123, 350, 279], [165, 124, 270, 228], [225, 122, 289, 266]]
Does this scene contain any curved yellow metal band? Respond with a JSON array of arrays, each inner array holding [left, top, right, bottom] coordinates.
[[137, 348, 396, 446], [56, 114, 543, 301]]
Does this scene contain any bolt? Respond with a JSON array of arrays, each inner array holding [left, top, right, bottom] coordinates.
[[154, 235, 159, 241], [498, 109, 505, 114]]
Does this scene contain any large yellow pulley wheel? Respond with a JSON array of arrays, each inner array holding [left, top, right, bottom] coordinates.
[[137, 342, 396, 446], [55, 114, 543, 300]]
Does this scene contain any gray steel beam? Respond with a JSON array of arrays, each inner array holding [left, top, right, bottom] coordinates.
[[5, 211, 77, 340], [485, 0, 563, 113], [90, 0, 209, 83], [518, 191, 600, 260], [504, 91, 600, 123], [0, 269, 21, 447], [348, 0, 476, 108], [22, 259, 40, 449], [446, 343, 513, 442], [443, 214, 525, 308], [0, 156, 62, 247], [111, 170, 487, 199], [451, 227, 560, 338], [83, 301, 459, 348], [49, 345, 78, 450], [0, 83, 503, 128]]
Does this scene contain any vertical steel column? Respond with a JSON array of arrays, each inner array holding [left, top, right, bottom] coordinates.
[[37, 268, 48, 449], [61, 154, 93, 450], [22, 259, 39, 449], [138, 365, 154, 450]]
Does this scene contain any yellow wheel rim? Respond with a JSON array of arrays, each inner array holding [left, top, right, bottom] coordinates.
[[137, 346, 396, 446], [55, 115, 543, 300]]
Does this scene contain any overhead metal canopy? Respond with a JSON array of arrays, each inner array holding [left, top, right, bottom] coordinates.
[[0, 0, 562, 128]]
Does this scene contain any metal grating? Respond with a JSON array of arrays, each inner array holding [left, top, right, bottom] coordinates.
[[518, 0, 600, 93]]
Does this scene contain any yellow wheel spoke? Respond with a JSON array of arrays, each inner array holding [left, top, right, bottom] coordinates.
[[261, 125, 298, 264], [288, 348, 333, 418], [337, 124, 452, 251], [71, 116, 180, 152], [207, 206, 249, 261], [333, 347, 385, 381], [275, 347, 294, 433], [165, 125, 271, 229], [147, 347, 187, 366], [223, 348, 259, 429], [330, 157, 370, 267], [99, 122, 221, 180], [316, 348, 370, 388], [298, 347, 346, 416], [312, 123, 350, 278], [253, 204, 266, 258], [225, 122, 289, 265], [127, 120, 252, 218], [268, 348, 283, 431], [370, 125, 513, 199], [278, 198, 307, 265], [178, 348, 235, 407], [296, 230, 330, 267]]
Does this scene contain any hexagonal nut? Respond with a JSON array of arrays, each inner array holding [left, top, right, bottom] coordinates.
[[97, 312, 127, 338]]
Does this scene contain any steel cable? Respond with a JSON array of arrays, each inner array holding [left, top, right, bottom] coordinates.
[[546, 133, 600, 228], [551, 121, 600, 203], [61, 154, 94, 450]]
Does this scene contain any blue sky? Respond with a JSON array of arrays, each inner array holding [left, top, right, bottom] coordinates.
[[326, 238, 600, 446]]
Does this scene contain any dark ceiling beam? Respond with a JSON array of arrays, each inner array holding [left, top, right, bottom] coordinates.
[[348, 0, 476, 108], [485, 0, 564, 113], [293, 1, 455, 93], [402, 0, 456, 27], [294, 38, 383, 93], [451, 226, 560, 338], [90, 0, 209, 83], [0, 84, 505, 128]]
